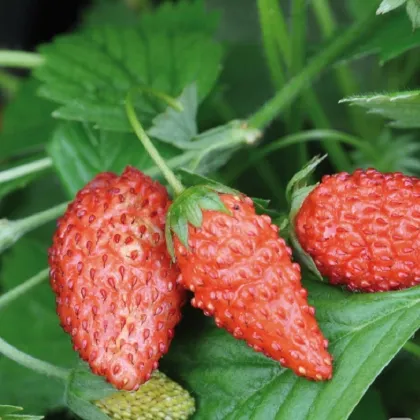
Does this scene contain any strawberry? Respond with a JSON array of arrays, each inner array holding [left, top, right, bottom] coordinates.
[[165, 182, 333, 381], [48, 167, 185, 391], [95, 370, 195, 420], [294, 167, 420, 292]]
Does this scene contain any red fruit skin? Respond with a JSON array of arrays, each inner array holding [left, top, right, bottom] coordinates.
[[49, 167, 185, 390], [174, 194, 332, 381], [295, 169, 420, 292]]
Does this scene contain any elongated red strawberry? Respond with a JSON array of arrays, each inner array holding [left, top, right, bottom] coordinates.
[[49, 167, 185, 390], [294, 167, 420, 292], [166, 184, 333, 381]]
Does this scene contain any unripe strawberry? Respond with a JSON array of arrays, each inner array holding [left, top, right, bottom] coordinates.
[[166, 184, 333, 381], [49, 167, 185, 390], [95, 370, 195, 420], [294, 167, 420, 292]]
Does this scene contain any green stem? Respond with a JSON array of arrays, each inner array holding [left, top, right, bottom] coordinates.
[[125, 91, 184, 195], [311, 0, 369, 139], [403, 341, 420, 358], [0, 268, 48, 311], [0, 69, 20, 95], [0, 202, 68, 253], [225, 129, 372, 182], [257, 0, 287, 89], [249, 3, 378, 129], [257, 0, 351, 171], [290, 0, 309, 164], [0, 157, 53, 184], [0, 336, 69, 380], [139, 86, 183, 112], [303, 91, 352, 171], [0, 268, 69, 381], [0, 50, 44, 69]]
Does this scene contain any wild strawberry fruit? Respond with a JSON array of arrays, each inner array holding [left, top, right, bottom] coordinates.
[[49, 167, 185, 391], [95, 370, 195, 420], [294, 167, 420, 292], [165, 182, 333, 381]]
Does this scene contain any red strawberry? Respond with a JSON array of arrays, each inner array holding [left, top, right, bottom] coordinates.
[[49, 167, 185, 390], [294, 168, 420, 292], [167, 186, 333, 381]]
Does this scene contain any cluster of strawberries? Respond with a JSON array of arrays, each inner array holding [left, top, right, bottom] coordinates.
[[48, 164, 420, 391]]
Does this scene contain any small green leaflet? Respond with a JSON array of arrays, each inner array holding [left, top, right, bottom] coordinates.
[[149, 84, 198, 149], [339, 90, 420, 129], [377, 0, 420, 29], [376, 0, 407, 14], [0, 404, 44, 420], [406, 0, 420, 28], [344, 7, 420, 63], [352, 129, 420, 175], [162, 280, 420, 420], [35, 1, 223, 132], [65, 364, 115, 420]]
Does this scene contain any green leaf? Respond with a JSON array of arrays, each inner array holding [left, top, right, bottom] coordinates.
[[0, 79, 56, 159], [352, 129, 420, 175], [148, 84, 198, 149], [35, 2, 223, 132], [406, 0, 420, 28], [47, 122, 178, 197], [0, 404, 44, 420], [163, 280, 420, 420], [339, 90, 420, 129], [81, 0, 139, 28], [66, 364, 115, 402], [176, 169, 238, 194], [345, 8, 420, 63], [140, 0, 220, 35], [376, 0, 407, 14], [0, 238, 78, 414]]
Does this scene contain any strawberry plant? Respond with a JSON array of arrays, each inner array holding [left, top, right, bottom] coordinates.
[[0, 0, 419, 419]]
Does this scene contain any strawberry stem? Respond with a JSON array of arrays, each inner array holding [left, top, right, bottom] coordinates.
[[0, 50, 45, 69], [0, 268, 49, 310], [0, 268, 70, 380], [125, 90, 185, 196], [0, 336, 69, 380], [0, 157, 53, 184], [0, 202, 68, 254]]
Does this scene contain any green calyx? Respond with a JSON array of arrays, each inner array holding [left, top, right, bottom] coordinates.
[[165, 179, 238, 260], [287, 155, 327, 280]]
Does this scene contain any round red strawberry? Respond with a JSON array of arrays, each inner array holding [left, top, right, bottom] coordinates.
[[293, 165, 420, 292], [165, 184, 333, 381], [49, 167, 185, 390]]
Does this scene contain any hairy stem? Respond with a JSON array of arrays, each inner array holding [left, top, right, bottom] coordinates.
[[0, 50, 44, 69], [0, 336, 69, 380], [248, 3, 378, 129], [0, 202, 68, 253], [0, 268, 49, 311], [0, 157, 53, 184], [125, 91, 184, 195], [225, 129, 371, 182]]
